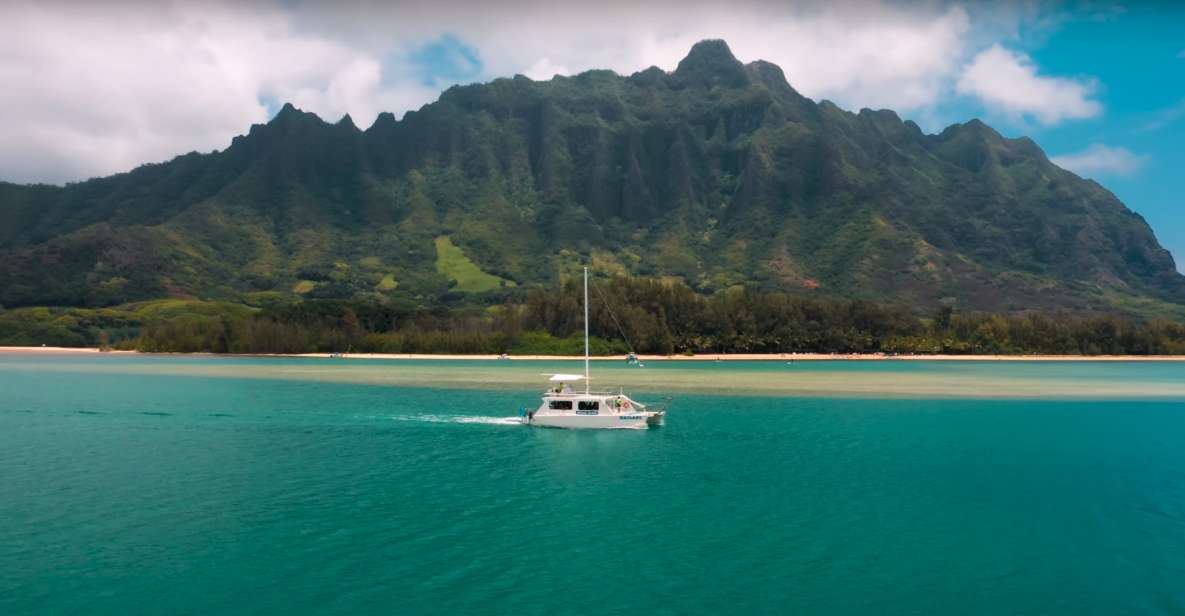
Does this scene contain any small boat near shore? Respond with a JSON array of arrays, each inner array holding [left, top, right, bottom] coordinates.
[[521, 267, 666, 429]]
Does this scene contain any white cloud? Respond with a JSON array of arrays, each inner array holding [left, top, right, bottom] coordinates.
[[956, 45, 1102, 125], [310, 1, 976, 113], [522, 58, 571, 81], [0, 1, 434, 184], [0, 0, 1051, 184], [1051, 144, 1148, 178]]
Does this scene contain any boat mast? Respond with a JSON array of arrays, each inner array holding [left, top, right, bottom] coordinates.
[[584, 266, 590, 394]]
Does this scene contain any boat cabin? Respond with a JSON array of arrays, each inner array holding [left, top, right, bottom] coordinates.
[[535, 374, 643, 417]]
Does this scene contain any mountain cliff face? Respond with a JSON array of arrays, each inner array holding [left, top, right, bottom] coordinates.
[[2, 39, 1183, 315]]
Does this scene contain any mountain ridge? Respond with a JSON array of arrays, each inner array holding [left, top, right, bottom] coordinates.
[[1, 39, 1182, 316]]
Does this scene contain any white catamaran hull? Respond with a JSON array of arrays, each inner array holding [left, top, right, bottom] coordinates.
[[526, 411, 663, 430]]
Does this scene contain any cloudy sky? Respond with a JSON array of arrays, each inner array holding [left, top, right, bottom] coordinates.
[[2, 0, 1184, 266]]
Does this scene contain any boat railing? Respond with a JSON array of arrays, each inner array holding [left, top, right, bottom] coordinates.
[[646, 396, 674, 414], [543, 389, 627, 396]]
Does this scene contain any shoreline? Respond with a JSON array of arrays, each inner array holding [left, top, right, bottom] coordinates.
[[4, 346, 1185, 362]]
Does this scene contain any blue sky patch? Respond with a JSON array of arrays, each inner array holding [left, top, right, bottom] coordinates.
[[408, 34, 483, 87]]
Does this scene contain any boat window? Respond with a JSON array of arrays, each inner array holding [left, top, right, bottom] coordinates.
[[548, 400, 573, 410], [577, 400, 599, 411]]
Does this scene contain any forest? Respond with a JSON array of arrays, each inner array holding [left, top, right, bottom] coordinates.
[[3, 276, 1185, 356]]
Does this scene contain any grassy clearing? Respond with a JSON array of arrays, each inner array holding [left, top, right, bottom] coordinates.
[[434, 236, 514, 293], [123, 299, 256, 320]]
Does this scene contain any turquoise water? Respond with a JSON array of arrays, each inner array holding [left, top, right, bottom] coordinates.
[[2, 354, 1185, 614]]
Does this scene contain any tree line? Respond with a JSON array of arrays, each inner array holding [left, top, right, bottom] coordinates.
[[4, 277, 1185, 355]]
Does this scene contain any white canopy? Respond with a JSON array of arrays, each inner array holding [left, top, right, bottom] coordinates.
[[546, 373, 586, 382]]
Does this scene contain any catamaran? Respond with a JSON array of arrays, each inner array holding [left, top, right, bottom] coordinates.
[[521, 267, 666, 429]]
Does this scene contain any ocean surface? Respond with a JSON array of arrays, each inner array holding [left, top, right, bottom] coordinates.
[[2, 353, 1185, 614]]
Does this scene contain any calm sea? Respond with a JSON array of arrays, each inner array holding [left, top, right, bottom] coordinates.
[[2, 353, 1184, 614]]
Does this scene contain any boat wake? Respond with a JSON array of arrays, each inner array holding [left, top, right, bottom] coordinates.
[[386, 413, 522, 426], [453, 415, 524, 425]]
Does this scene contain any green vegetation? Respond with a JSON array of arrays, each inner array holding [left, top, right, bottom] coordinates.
[[507, 332, 626, 356], [0, 300, 252, 349], [376, 274, 398, 291], [1, 41, 1183, 318], [433, 236, 513, 293], [3, 278, 1184, 356]]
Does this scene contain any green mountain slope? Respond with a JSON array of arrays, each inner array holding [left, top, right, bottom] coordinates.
[[2, 39, 1183, 315]]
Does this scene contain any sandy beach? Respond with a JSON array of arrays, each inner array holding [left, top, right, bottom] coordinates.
[[4, 346, 1185, 361]]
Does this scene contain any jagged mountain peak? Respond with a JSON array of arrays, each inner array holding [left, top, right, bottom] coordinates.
[[271, 102, 316, 122], [673, 39, 750, 88], [365, 111, 399, 136], [744, 59, 799, 97], [681, 39, 739, 64]]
